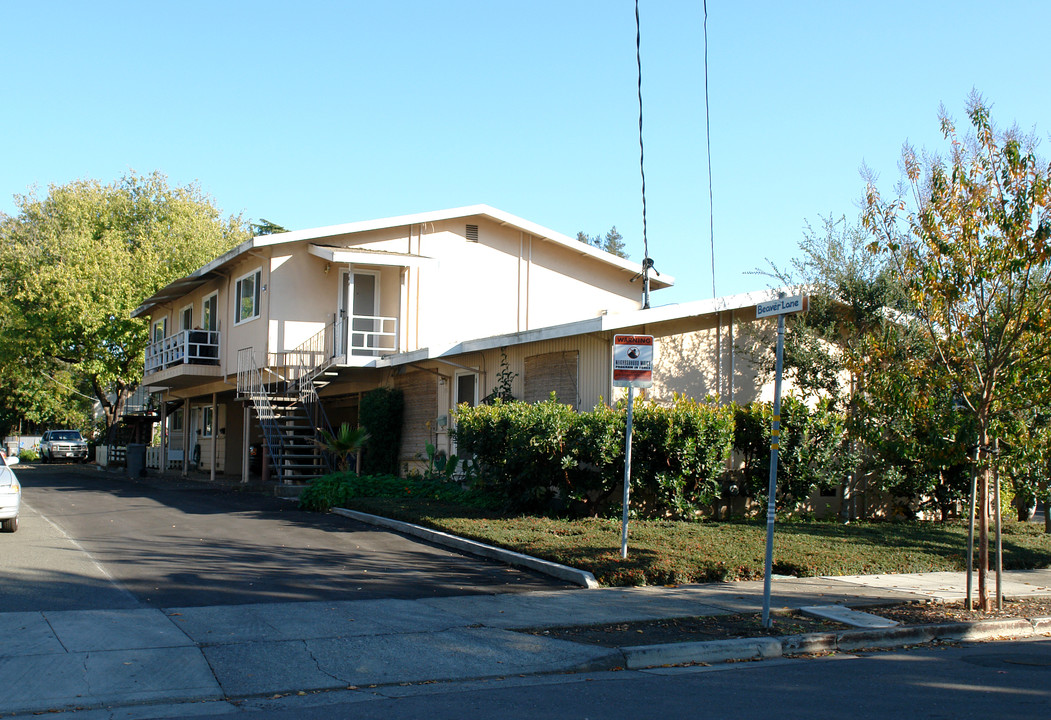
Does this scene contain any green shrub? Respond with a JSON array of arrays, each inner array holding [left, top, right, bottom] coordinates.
[[359, 387, 403, 475], [454, 395, 734, 519], [299, 474, 354, 512], [18, 448, 38, 462], [628, 396, 735, 517], [733, 397, 852, 511], [454, 398, 580, 513], [300, 472, 502, 513]]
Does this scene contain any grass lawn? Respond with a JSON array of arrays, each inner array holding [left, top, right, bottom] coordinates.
[[332, 490, 1051, 587]]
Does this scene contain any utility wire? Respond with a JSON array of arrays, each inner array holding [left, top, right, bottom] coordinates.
[[41, 372, 96, 402], [704, 0, 715, 298], [635, 0, 651, 309]]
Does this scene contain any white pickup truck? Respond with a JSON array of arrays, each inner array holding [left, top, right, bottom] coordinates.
[[40, 429, 90, 463]]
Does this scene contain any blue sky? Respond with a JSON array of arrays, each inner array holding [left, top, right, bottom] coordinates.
[[3, 1, 1050, 305]]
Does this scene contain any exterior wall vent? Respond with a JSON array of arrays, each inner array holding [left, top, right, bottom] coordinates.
[[466, 224, 479, 242]]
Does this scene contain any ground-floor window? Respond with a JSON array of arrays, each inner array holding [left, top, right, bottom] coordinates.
[[524, 350, 579, 408]]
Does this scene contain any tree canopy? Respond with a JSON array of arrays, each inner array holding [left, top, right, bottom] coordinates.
[[0, 171, 250, 433], [863, 93, 1051, 609], [576, 226, 628, 258]]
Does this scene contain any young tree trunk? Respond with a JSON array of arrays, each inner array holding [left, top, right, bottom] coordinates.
[[977, 467, 988, 610]]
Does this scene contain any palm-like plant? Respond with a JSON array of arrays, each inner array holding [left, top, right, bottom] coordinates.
[[317, 423, 370, 473]]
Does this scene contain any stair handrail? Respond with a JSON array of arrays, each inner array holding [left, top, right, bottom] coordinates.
[[287, 320, 338, 397], [237, 347, 289, 483], [282, 326, 339, 473]]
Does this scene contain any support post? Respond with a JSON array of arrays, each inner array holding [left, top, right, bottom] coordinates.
[[160, 393, 168, 474], [182, 401, 191, 477], [966, 438, 978, 611], [210, 393, 218, 483], [994, 438, 1003, 611], [242, 403, 251, 485]]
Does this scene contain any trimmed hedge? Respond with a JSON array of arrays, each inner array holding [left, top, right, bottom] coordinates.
[[453, 396, 735, 519]]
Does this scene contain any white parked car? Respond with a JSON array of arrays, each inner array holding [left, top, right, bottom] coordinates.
[[0, 451, 21, 533]]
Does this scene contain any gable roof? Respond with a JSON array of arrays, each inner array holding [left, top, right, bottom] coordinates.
[[132, 204, 674, 317]]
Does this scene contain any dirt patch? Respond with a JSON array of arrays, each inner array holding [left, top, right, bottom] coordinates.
[[525, 610, 845, 647], [524, 598, 1051, 648], [871, 598, 1051, 625]]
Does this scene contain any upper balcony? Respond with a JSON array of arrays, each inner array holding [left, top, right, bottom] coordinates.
[[143, 330, 222, 388]]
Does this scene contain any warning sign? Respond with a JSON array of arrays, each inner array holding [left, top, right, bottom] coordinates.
[[613, 334, 654, 388]]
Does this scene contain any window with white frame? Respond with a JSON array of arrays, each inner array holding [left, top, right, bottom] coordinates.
[[235, 269, 261, 324], [170, 408, 184, 432], [455, 371, 479, 408], [180, 305, 193, 332], [201, 406, 214, 438], [152, 318, 167, 343], [202, 292, 218, 331]]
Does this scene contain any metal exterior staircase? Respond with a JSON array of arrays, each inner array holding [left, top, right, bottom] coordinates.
[[237, 342, 336, 485]]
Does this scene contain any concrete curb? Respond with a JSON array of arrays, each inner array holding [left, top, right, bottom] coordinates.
[[622, 637, 781, 668], [616, 616, 1051, 669], [331, 507, 600, 588]]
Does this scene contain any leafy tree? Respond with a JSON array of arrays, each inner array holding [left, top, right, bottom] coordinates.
[[863, 93, 1051, 609], [576, 226, 629, 258], [0, 171, 249, 431], [250, 219, 288, 235], [856, 339, 974, 521], [758, 215, 913, 519]]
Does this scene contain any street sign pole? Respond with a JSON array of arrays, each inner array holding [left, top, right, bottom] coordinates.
[[612, 334, 654, 559], [621, 385, 635, 559], [755, 293, 807, 629], [761, 312, 786, 628]]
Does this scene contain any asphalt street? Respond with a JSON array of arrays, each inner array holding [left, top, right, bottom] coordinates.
[[3, 463, 1050, 719], [2, 463, 570, 612]]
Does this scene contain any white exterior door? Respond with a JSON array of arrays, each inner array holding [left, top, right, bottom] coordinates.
[[338, 270, 380, 356]]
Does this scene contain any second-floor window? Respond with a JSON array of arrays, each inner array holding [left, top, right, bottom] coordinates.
[[152, 318, 167, 343], [235, 269, 261, 324], [202, 292, 218, 331], [180, 305, 193, 332]]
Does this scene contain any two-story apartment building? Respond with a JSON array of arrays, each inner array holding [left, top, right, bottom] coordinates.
[[132, 205, 789, 484]]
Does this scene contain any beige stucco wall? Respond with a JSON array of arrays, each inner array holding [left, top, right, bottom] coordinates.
[[221, 254, 270, 373], [143, 211, 644, 387]]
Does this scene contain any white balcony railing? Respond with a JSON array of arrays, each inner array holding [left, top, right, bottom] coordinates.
[[144, 330, 220, 374], [335, 314, 398, 358]]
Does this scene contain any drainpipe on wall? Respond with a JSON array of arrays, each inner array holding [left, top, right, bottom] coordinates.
[[716, 312, 722, 403], [729, 309, 735, 404]]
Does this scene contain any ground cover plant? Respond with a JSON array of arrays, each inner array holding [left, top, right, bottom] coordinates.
[[301, 472, 1051, 587]]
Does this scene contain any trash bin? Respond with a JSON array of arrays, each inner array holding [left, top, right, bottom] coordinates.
[[127, 443, 147, 478], [249, 443, 263, 474]]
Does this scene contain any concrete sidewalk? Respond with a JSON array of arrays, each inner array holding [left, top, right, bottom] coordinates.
[[4, 569, 1051, 717]]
